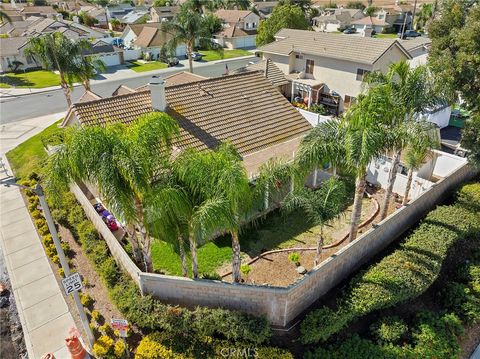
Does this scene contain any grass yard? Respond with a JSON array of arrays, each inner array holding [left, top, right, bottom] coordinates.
[[374, 33, 398, 38], [199, 49, 252, 62], [0, 70, 61, 88], [6, 121, 63, 179], [127, 60, 168, 73]]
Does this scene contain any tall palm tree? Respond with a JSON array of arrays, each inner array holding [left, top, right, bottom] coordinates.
[[24, 33, 84, 106], [74, 51, 107, 92], [174, 144, 252, 282], [47, 112, 180, 272], [162, 3, 222, 73], [364, 62, 438, 220], [283, 178, 347, 266], [401, 124, 439, 205]]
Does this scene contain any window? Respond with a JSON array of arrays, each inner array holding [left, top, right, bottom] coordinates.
[[26, 55, 33, 64], [344, 95, 356, 110], [295, 54, 303, 59], [356, 68, 370, 81], [306, 59, 314, 74]]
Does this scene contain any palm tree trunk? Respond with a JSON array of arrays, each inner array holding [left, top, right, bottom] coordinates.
[[402, 168, 414, 205], [231, 230, 241, 283], [187, 42, 194, 73], [179, 234, 188, 277], [125, 223, 142, 264], [348, 172, 367, 242], [314, 226, 324, 266], [83, 78, 91, 92], [380, 150, 401, 220], [189, 235, 199, 278], [60, 77, 72, 106], [134, 196, 153, 272]]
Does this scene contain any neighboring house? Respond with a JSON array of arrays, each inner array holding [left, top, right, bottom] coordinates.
[[82, 39, 124, 66], [106, 4, 135, 19], [121, 23, 186, 59], [149, 6, 179, 22], [377, 2, 416, 32], [62, 71, 312, 176], [0, 37, 36, 73], [313, 8, 364, 32], [350, 16, 390, 34], [257, 28, 411, 114], [120, 10, 149, 25], [23, 17, 109, 40], [213, 9, 259, 49], [80, 6, 108, 26], [252, 1, 278, 19], [400, 37, 431, 67], [20, 6, 58, 19]]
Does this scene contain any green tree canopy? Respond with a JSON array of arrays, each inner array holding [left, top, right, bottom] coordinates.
[[428, 0, 480, 112], [256, 4, 310, 46], [461, 113, 480, 168]]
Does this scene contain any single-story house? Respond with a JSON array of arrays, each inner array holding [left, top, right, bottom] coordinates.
[[82, 39, 124, 66], [257, 28, 411, 113], [62, 71, 312, 176], [350, 16, 390, 34], [0, 37, 36, 73]]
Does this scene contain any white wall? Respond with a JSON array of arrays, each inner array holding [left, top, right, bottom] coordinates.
[[96, 52, 121, 66], [296, 108, 331, 127], [419, 106, 451, 129], [123, 48, 141, 61]]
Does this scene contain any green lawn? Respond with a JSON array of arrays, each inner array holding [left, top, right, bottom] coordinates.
[[0, 70, 61, 88], [127, 60, 168, 73], [374, 33, 398, 39], [6, 121, 63, 179], [199, 49, 252, 62]]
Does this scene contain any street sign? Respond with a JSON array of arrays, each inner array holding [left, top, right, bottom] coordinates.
[[62, 272, 83, 295], [111, 318, 129, 337]]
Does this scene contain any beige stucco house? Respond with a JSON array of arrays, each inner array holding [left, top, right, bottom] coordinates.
[[257, 29, 411, 114], [213, 9, 259, 49]]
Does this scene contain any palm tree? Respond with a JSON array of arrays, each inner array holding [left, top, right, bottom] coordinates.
[[24, 33, 84, 106], [364, 62, 438, 220], [74, 48, 107, 92], [162, 3, 222, 73], [174, 144, 252, 282], [283, 178, 347, 266], [47, 112, 180, 272], [402, 124, 439, 205], [364, 5, 377, 29]]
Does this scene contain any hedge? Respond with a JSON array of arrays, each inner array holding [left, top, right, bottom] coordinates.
[[301, 183, 480, 344], [47, 185, 272, 347]]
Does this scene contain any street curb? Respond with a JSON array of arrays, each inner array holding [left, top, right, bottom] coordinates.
[[0, 55, 257, 99]]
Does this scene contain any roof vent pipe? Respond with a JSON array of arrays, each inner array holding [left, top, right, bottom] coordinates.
[[149, 76, 166, 112]]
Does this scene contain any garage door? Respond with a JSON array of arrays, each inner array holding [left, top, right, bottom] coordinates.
[[243, 36, 256, 48], [98, 53, 121, 67]]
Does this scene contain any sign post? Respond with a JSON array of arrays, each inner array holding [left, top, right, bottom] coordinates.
[[111, 318, 129, 357]]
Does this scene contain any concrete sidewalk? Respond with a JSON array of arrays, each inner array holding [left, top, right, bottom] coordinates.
[[0, 55, 256, 98], [0, 113, 77, 359]]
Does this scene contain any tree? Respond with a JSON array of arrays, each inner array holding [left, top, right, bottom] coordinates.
[[256, 4, 310, 46], [364, 61, 439, 220], [9, 60, 23, 72], [278, 0, 313, 14], [24, 33, 85, 106], [74, 54, 107, 92], [283, 178, 347, 266], [47, 112, 180, 272], [153, 0, 169, 6], [428, 1, 480, 112], [78, 11, 99, 27], [174, 144, 252, 282], [414, 3, 434, 30], [461, 113, 480, 168], [346, 1, 366, 9], [163, 4, 222, 73]]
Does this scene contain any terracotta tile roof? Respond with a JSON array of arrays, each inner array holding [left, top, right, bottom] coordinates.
[[112, 84, 136, 96], [243, 59, 289, 86], [214, 9, 253, 24], [350, 16, 390, 26], [65, 72, 312, 159], [260, 28, 410, 65], [133, 72, 207, 92], [77, 90, 102, 102]]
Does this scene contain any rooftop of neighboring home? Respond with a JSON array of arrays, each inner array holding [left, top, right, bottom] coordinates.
[[259, 28, 410, 65], [63, 71, 312, 175], [215, 25, 257, 38], [214, 9, 256, 24], [235, 59, 289, 87], [151, 6, 179, 17], [22, 17, 108, 38], [132, 25, 172, 47], [120, 10, 148, 24], [0, 36, 30, 56], [399, 37, 432, 53], [126, 72, 207, 93], [81, 39, 121, 56], [21, 5, 58, 15], [350, 16, 390, 26], [125, 22, 162, 36]]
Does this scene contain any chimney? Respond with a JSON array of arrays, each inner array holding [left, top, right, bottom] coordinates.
[[149, 76, 166, 112], [72, 15, 80, 23]]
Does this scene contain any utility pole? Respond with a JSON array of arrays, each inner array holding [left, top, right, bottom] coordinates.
[[411, 0, 418, 30], [1, 177, 95, 350]]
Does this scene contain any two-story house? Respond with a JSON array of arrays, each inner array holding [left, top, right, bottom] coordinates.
[[213, 9, 259, 49], [313, 8, 364, 32], [257, 29, 411, 114], [149, 6, 179, 22]]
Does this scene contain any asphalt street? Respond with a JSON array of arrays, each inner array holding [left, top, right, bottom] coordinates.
[[0, 57, 258, 124]]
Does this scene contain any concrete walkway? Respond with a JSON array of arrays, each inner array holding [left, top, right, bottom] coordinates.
[[0, 55, 256, 98], [0, 113, 76, 359]]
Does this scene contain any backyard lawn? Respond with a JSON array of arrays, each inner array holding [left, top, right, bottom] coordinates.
[[374, 33, 398, 38], [200, 49, 252, 62], [127, 60, 168, 73], [6, 121, 63, 179], [0, 70, 61, 88]]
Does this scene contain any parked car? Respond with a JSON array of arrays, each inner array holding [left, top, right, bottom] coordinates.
[[191, 52, 203, 61], [343, 27, 356, 34], [397, 30, 421, 39], [167, 57, 179, 67]]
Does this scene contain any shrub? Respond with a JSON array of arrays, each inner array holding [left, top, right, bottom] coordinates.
[[51, 255, 60, 265], [31, 210, 43, 220], [91, 310, 102, 323], [80, 293, 94, 307], [89, 321, 100, 338], [35, 218, 47, 229], [255, 347, 294, 358], [288, 252, 300, 265], [99, 323, 113, 336], [99, 258, 119, 288], [39, 224, 50, 236], [301, 204, 480, 344], [240, 264, 251, 276], [61, 241, 70, 253], [370, 316, 408, 344], [28, 201, 39, 212], [456, 182, 480, 212], [67, 204, 88, 228], [134, 333, 182, 359], [114, 340, 127, 358], [92, 335, 114, 358], [42, 234, 53, 246], [200, 272, 221, 280], [58, 268, 65, 277]]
